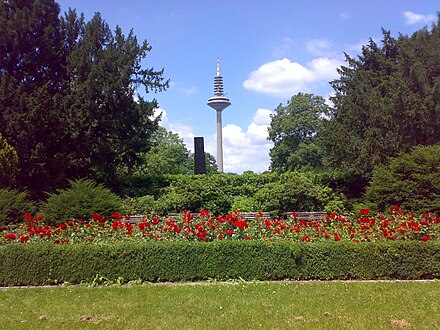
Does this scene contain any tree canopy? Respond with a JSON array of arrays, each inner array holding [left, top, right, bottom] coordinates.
[[134, 126, 191, 176], [321, 17, 440, 178], [0, 0, 168, 196], [268, 93, 330, 172]]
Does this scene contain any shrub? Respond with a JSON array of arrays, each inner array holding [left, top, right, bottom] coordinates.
[[0, 133, 19, 187], [0, 240, 438, 286], [42, 179, 122, 225], [366, 144, 440, 213], [121, 195, 155, 215], [154, 174, 233, 215], [113, 174, 170, 198], [230, 195, 257, 212], [0, 189, 35, 226], [253, 172, 342, 215]]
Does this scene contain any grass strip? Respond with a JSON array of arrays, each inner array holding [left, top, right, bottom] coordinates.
[[0, 281, 439, 329]]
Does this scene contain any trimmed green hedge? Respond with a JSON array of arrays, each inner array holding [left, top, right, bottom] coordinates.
[[0, 241, 439, 286]]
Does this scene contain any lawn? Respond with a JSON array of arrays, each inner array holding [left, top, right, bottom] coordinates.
[[0, 281, 439, 329]]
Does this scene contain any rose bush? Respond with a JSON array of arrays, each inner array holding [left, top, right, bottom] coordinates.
[[1, 206, 439, 245]]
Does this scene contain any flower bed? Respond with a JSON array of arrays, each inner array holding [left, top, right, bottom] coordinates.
[[1, 206, 439, 245]]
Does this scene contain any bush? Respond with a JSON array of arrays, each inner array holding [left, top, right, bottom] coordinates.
[[42, 179, 122, 225], [154, 174, 233, 215], [366, 144, 440, 213], [0, 189, 35, 226], [121, 195, 155, 215], [113, 174, 171, 198], [0, 133, 19, 187], [230, 195, 257, 212], [0, 240, 438, 286], [253, 172, 342, 215]]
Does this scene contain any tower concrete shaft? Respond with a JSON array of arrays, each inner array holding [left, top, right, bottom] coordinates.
[[207, 59, 231, 172]]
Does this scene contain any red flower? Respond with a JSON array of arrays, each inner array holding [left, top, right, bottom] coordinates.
[[226, 229, 233, 235], [4, 233, 16, 240], [200, 209, 210, 217], [19, 235, 29, 243], [334, 233, 340, 241], [422, 235, 430, 242], [58, 223, 67, 230], [360, 209, 370, 216], [92, 212, 106, 224], [301, 235, 310, 243], [111, 212, 122, 220], [112, 221, 122, 230]]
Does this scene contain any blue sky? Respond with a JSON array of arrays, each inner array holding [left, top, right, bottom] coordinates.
[[57, 1, 438, 173]]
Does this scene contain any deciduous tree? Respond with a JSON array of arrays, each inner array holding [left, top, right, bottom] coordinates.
[[268, 93, 329, 172]]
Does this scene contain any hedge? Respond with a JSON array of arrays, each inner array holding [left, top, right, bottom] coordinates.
[[0, 240, 439, 286]]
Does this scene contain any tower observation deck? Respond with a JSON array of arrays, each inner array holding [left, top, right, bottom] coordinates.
[[207, 59, 231, 173]]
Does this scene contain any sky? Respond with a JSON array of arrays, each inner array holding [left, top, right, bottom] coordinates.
[[57, 0, 438, 173]]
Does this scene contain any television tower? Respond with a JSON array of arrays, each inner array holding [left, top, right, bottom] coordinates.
[[207, 59, 231, 173]]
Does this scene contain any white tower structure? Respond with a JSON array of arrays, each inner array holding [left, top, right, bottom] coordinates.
[[207, 59, 231, 172]]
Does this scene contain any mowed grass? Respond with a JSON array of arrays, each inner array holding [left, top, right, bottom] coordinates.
[[0, 281, 439, 329]]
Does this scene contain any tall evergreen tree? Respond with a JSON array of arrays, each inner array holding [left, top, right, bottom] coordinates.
[[0, 2, 168, 196], [321, 16, 440, 178], [62, 11, 168, 184], [0, 0, 69, 193]]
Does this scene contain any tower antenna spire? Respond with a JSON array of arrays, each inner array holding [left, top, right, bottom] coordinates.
[[207, 59, 231, 173]]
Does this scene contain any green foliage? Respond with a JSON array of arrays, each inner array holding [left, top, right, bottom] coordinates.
[[0, 0, 70, 196], [42, 179, 122, 225], [114, 174, 171, 198], [268, 93, 329, 172], [0, 2, 168, 197], [1, 240, 438, 286], [154, 174, 232, 215], [141, 172, 340, 215], [0, 189, 35, 226], [322, 20, 440, 178], [230, 195, 256, 212], [121, 195, 155, 215], [253, 172, 341, 215], [152, 172, 280, 215], [0, 133, 18, 187], [134, 126, 191, 176], [366, 144, 440, 213], [62, 11, 168, 186]]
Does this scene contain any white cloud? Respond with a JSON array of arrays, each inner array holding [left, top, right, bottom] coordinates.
[[403, 11, 435, 25], [272, 37, 295, 57], [168, 123, 195, 150], [152, 108, 195, 149], [243, 57, 343, 98], [221, 108, 273, 173], [180, 86, 198, 95], [168, 80, 198, 95], [306, 38, 332, 56]]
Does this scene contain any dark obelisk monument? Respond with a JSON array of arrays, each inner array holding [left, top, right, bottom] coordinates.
[[194, 137, 206, 174]]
